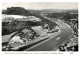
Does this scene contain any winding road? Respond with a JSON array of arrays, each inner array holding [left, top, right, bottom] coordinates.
[[24, 20, 73, 51]]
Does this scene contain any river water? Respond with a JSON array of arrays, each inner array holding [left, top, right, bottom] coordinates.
[[24, 20, 73, 51]]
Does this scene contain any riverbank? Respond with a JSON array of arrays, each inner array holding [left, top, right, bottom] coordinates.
[[10, 29, 61, 51]]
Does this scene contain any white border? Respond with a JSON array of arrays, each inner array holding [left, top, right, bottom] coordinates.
[[0, 0, 79, 2], [0, 0, 80, 57]]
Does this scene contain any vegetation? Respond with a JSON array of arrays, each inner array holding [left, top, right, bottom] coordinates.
[[2, 7, 58, 36], [46, 12, 78, 21], [2, 7, 32, 16], [3, 7, 78, 51]]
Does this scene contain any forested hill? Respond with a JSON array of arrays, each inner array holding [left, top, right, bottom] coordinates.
[[2, 7, 32, 16], [2, 7, 57, 28]]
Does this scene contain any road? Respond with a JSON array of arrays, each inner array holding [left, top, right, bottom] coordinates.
[[24, 20, 73, 51]]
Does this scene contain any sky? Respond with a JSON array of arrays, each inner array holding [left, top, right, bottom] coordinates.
[[2, 2, 78, 10]]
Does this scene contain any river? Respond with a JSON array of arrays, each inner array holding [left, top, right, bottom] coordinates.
[[24, 20, 73, 51]]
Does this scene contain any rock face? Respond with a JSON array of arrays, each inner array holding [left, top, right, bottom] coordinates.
[[2, 7, 32, 16], [9, 36, 24, 44], [8, 36, 24, 48], [6, 28, 35, 48]]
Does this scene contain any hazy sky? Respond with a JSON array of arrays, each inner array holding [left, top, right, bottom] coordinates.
[[2, 2, 78, 10]]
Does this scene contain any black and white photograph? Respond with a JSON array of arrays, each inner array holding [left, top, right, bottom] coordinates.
[[2, 2, 78, 51]]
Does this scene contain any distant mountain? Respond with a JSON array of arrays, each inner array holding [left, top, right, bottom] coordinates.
[[28, 9, 78, 14], [2, 8, 78, 15], [2, 7, 32, 16]]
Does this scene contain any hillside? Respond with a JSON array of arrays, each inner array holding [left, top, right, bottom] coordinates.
[[2, 7, 32, 16], [28, 9, 78, 14], [2, 7, 58, 36]]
